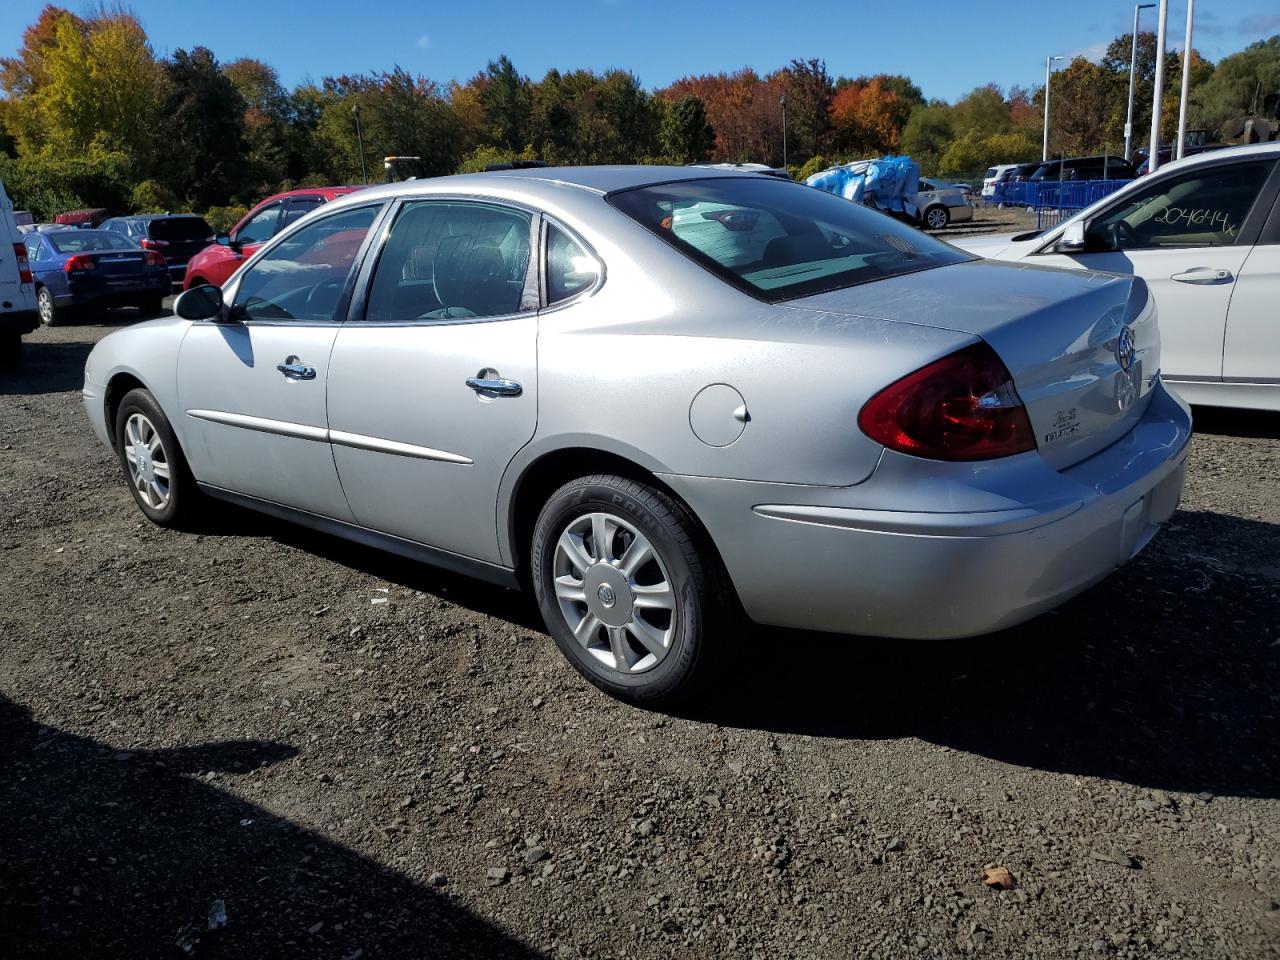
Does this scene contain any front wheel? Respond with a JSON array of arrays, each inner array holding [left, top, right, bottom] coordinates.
[[113, 387, 199, 527], [531, 475, 723, 704]]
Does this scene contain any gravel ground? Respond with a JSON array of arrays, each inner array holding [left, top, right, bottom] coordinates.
[[1, 296, 1278, 959]]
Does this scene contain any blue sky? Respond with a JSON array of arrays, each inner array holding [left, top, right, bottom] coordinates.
[[3, 1, 1279, 103]]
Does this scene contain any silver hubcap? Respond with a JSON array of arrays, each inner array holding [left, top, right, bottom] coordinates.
[[122, 413, 171, 510], [927, 209, 946, 229], [38, 290, 52, 323], [552, 512, 676, 675]]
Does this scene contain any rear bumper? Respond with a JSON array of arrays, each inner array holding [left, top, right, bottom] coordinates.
[[662, 382, 1192, 640], [950, 205, 974, 222], [61, 276, 170, 308], [3, 308, 40, 336]]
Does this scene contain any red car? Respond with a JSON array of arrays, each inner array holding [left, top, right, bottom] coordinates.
[[182, 187, 362, 290]]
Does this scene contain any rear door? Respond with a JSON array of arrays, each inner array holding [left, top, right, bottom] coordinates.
[[1222, 184, 1280, 389], [326, 198, 541, 563], [1033, 156, 1278, 384], [280, 195, 325, 231]]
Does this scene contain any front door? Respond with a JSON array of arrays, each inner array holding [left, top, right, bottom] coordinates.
[[176, 203, 382, 518], [1034, 157, 1277, 384], [1222, 193, 1280, 387], [326, 199, 542, 564]]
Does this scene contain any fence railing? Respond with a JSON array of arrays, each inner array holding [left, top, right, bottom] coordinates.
[[989, 178, 1133, 210]]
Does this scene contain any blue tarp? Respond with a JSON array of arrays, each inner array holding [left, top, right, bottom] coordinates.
[[805, 155, 921, 214]]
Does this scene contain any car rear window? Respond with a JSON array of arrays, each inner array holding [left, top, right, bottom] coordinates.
[[607, 177, 970, 302], [149, 217, 214, 242], [50, 231, 136, 253]]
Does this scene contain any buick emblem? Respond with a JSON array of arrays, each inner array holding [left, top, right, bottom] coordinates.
[[597, 584, 616, 608], [1116, 325, 1137, 372]]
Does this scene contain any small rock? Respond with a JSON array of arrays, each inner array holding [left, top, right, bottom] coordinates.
[[1090, 849, 1138, 869], [885, 837, 905, 852], [427, 872, 448, 887], [532, 697, 544, 709], [635, 819, 656, 838], [486, 867, 510, 886], [308, 921, 324, 934], [399, 796, 416, 809], [523, 846, 550, 864], [207, 899, 227, 930]]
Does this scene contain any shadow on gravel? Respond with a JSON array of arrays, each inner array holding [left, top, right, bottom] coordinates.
[[1191, 406, 1280, 440], [679, 508, 1280, 800], [1, 340, 98, 396], [0, 695, 541, 959]]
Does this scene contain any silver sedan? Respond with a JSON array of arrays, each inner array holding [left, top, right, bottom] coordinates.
[[83, 166, 1191, 703]]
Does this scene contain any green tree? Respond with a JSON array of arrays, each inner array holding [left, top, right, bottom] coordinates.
[[1191, 36, 1280, 136], [158, 47, 248, 208], [479, 55, 531, 150], [776, 58, 833, 163], [225, 58, 295, 187], [900, 103, 955, 172], [659, 94, 714, 163]]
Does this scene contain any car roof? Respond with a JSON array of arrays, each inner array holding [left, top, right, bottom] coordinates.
[[125, 213, 212, 221], [258, 186, 363, 204], [1146, 141, 1280, 174], [340, 165, 755, 203]]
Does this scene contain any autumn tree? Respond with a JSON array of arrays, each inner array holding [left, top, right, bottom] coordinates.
[[659, 94, 714, 163]]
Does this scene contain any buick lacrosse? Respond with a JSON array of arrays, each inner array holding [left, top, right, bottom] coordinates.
[[83, 167, 1191, 703]]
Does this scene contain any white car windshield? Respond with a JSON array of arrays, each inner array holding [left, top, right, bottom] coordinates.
[[609, 177, 970, 302]]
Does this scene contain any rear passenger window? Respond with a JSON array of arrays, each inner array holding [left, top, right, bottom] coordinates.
[[545, 224, 600, 304], [364, 201, 533, 322]]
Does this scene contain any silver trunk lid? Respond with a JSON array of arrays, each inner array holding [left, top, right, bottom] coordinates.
[[792, 259, 1158, 470]]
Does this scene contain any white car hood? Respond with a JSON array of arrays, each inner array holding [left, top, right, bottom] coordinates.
[[950, 232, 1023, 258]]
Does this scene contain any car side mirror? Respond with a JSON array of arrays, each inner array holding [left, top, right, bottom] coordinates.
[[1054, 219, 1087, 253], [215, 232, 231, 246], [174, 284, 226, 322]]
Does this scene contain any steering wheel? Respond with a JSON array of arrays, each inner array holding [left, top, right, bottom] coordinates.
[[304, 279, 344, 310], [1109, 219, 1138, 250]]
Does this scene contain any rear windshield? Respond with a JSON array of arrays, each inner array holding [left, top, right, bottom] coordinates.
[[149, 217, 214, 242], [608, 177, 970, 302], [50, 231, 137, 253]]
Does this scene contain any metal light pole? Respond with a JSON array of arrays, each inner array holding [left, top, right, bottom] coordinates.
[[1042, 55, 1063, 162], [1176, 0, 1195, 160], [1124, 3, 1156, 163], [780, 95, 788, 169], [1148, 0, 1169, 174], [352, 103, 369, 185]]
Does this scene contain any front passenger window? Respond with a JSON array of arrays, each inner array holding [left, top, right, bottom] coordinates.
[[1087, 161, 1272, 251], [364, 201, 533, 322], [232, 205, 378, 323]]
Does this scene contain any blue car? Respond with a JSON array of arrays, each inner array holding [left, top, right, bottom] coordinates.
[[24, 229, 171, 326]]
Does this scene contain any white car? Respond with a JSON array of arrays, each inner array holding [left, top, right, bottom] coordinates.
[[958, 143, 1280, 411], [0, 175, 39, 361], [982, 164, 1020, 199], [917, 179, 974, 230]]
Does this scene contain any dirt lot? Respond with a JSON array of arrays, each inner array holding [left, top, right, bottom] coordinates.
[[2, 296, 1278, 959]]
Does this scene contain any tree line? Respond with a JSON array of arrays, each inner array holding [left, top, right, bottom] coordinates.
[[1, 5, 1277, 225]]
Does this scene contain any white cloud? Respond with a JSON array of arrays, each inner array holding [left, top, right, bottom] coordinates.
[[416, 34, 431, 49], [1065, 40, 1110, 64]]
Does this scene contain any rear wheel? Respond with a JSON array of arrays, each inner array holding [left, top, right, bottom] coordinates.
[[531, 475, 723, 704], [36, 286, 62, 326], [113, 387, 199, 527], [924, 205, 950, 230]]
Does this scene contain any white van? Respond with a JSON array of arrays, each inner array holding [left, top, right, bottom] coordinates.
[[0, 175, 39, 361]]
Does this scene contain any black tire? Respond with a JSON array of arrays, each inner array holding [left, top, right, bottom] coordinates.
[[531, 474, 724, 705], [113, 387, 199, 528], [0, 331, 21, 365], [36, 286, 62, 326], [923, 205, 950, 230], [138, 294, 165, 317]]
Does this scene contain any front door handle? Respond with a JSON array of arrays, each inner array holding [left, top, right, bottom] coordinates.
[[1171, 267, 1233, 284], [276, 356, 316, 380], [466, 369, 522, 397]]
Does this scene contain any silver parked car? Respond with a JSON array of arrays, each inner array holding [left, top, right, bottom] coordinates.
[[83, 167, 1191, 703], [917, 178, 974, 229]]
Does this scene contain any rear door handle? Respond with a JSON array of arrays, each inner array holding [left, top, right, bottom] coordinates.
[[466, 370, 522, 397], [1171, 267, 1233, 284], [276, 356, 316, 380]]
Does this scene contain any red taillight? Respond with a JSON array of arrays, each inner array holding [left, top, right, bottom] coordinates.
[[145, 250, 166, 267], [140, 238, 169, 250], [858, 342, 1036, 461], [13, 243, 33, 284], [64, 254, 97, 273]]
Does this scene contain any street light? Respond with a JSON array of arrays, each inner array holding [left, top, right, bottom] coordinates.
[[1042, 55, 1064, 162], [1124, 3, 1156, 163], [780, 95, 788, 169], [352, 103, 369, 185], [1148, 0, 1170, 174], [1176, 0, 1195, 160]]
